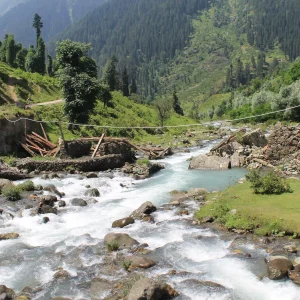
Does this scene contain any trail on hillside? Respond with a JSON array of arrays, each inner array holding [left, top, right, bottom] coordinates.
[[27, 99, 64, 107], [7, 77, 18, 102]]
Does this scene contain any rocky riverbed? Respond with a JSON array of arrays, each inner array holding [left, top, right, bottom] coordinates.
[[0, 139, 300, 299]]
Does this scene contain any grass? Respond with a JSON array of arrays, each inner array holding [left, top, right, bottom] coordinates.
[[195, 179, 300, 236], [106, 241, 120, 252], [1, 185, 21, 201], [17, 180, 35, 191], [136, 158, 150, 165]]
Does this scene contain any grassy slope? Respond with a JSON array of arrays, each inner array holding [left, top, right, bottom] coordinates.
[[196, 180, 300, 236], [32, 91, 202, 146], [0, 62, 61, 107]]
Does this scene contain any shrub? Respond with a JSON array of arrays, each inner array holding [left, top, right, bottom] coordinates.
[[18, 180, 35, 191], [136, 158, 150, 165], [246, 170, 292, 195], [106, 241, 120, 252], [122, 260, 132, 272], [2, 185, 21, 201]]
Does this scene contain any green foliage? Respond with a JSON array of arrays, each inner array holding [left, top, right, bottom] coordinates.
[[173, 91, 184, 116], [246, 170, 292, 195], [56, 40, 104, 123], [106, 241, 120, 252], [104, 56, 119, 92], [136, 158, 150, 165], [35, 37, 46, 74], [17, 180, 35, 192], [33, 13, 43, 43], [122, 260, 132, 272], [1, 185, 21, 201], [154, 97, 172, 127]]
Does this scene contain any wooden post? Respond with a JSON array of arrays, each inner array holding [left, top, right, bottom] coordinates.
[[58, 123, 65, 143], [91, 133, 105, 159], [40, 123, 48, 141]]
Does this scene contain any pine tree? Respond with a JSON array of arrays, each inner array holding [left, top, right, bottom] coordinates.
[[173, 90, 184, 116], [25, 45, 36, 73], [33, 14, 43, 47], [35, 37, 46, 74], [16, 48, 28, 70], [104, 56, 118, 91], [122, 67, 129, 97], [130, 77, 137, 94], [5, 35, 16, 66], [47, 54, 53, 76]]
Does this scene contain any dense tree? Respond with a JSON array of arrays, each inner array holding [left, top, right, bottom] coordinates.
[[154, 98, 172, 127], [130, 78, 137, 94], [33, 13, 43, 45], [56, 40, 104, 123], [5, 35, 16, 66], [25, 45, 36, 73], [16, 48, 28, 70], [104, 56, 119, 91], [47, 55, 53, 76], [122, 67, 129, 97], [172, 90, 184, 116], [35, 37, 46, 74]]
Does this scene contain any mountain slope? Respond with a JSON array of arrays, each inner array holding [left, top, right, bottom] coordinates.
[[0, 0, 107, 46], [0, 0, 27, 16]]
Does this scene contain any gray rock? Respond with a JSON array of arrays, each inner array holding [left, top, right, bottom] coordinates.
[[42, 217, 50, 224], [201, 216, 215, 223], [267, 256, 293, 280], [112, 217, 135, 228], [85, 188, 100, 197], [130, 202, 157, 219], [90, 278, 112, 300], [0, 285, 15, 299], [57, 200, 66, 207], [38, 195, 58, 207], [230, 152, 241, 168], [43, 184, 62, 198], [0, 179, 12, 191], [125, 255, 156, 269], [189, 155, 230, 170], [86, 172, 98, 178], [104, 233, 139, 248], [242, 129, 268, 148], [38, 205, 57, 215], [70, 198, 88, 207], [127, 278, 178, 300]]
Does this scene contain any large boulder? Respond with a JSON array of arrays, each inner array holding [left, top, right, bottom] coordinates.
[[38, 195, 58, 207], [127, 278, 178, 300], [125, 255, 156, 270], [85, 188, 100, 197], [242, 129, 268, 148], [289, 266, 300, 285], [38, 205, 57, 215], [130, 202, 157, 219], [0, 179, 12, 191], [104, 233, 139, 248], [187, 188, 208, 200], [112, 217, 135, 228], [0, 285, 15, 299], [189, 155, 230, 170], [43, 185, 63, 198], [70, 198, 88, 207], [266, 256, 293, 280], [90, 278, 112, 300]]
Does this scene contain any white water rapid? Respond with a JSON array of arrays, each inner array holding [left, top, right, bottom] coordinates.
[[0, 140, 300, 299]]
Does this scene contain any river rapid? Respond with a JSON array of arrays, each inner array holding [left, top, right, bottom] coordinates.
[[1, 140, 300, 299]]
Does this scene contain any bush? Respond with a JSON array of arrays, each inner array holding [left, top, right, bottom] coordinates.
[[122, 260, 132, 272], [18, 180, 35, 191], [246, 170, 292, 195], [136, 158, 150, 165], [2, 185, 21, 201], [106, 241, 120, 252]]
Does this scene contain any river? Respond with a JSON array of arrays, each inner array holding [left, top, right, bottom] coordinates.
[[0, 140, 300, 299]]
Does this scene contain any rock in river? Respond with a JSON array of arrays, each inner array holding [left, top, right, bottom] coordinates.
[[125, 255, 156, 270], [112, 217, 135, 228], [267, 256, 293, 280], [0, 233, 19, 240], [130, 201, 157, 219], [104, 233, 139, 248], [0, 285, 15, 299], [189, 155, 230, 170], [85, 188, 100, 197], [127, 278, 178, 300], [70, 198, 88, 207]]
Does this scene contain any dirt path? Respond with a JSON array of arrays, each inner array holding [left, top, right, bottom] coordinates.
[[27, 99, 65, 107], [7, 77, 18, 102]]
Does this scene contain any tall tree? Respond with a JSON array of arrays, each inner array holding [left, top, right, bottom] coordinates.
[[33, 13, 43, 47], [5, 35, 16, 66], [35, 37, 46, 74], [56, 40, 107, 123], [154, 98, 172, 127], [130, 77, 137, 94], [47, 54, 53, 76], [16, 48, 28, 70], [25, 45, 36, 73], [172, 90, 184, 116], [104, 56, 119, 91], [122, 67, 130, 97]]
